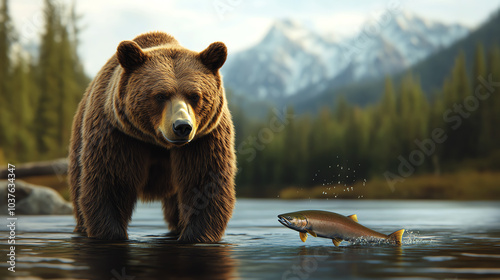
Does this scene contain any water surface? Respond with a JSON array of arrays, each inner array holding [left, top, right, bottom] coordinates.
[[1, 199, 500, 279]]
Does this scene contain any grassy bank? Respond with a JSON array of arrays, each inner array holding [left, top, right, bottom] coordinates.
[[17, 171, 500, 201], [280, 171, 500, 200]]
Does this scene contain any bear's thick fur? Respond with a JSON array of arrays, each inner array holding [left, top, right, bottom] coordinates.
[[68, 31, 236, 242]]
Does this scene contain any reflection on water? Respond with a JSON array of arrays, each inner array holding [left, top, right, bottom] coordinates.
[[68, 237, 237, 280], [0, 199, 499, 279]]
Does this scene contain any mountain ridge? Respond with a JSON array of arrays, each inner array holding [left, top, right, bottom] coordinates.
[[222, 10, 469, 104], [294, 9, 500, 113]]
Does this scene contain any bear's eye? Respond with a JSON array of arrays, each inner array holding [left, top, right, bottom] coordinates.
[[155, 94, 169, 103], [188, 93, 200, 104]]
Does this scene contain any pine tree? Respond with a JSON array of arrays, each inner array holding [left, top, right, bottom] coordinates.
[[33, 0, 88, 159], [10, 51, 36, 161], [0, 0, 14, 150], [442, 51, 475, 160], [473, 44, 491, 155], [57, 1, 87, 151], [34, 0, 61, 157], [398, 74, 414, 155], [429, 89, 445, 174], [334, 95, 350, 124], [370, 76, 399, 174], [487, 45, 500, 150], [380, 76, 397, 119]]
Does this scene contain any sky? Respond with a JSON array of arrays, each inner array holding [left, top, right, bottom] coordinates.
[[9, 0, 500, 76]]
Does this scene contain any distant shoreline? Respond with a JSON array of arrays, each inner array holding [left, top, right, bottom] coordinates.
[[278, 171, 500, 200], [14, 170, 500, 201]]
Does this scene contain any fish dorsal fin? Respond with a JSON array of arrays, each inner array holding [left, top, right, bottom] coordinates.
[[347, 214, 358, 223], [332, 238, 342, 247], [306, 229, 317, 237], [300, 232, 308, 242]]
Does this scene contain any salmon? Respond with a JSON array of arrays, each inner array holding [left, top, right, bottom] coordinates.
[[278, 210, 404, 246]]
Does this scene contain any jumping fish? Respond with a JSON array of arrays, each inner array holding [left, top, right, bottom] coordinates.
[[278, 210, 404, 246]]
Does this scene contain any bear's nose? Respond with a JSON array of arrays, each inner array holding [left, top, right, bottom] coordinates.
[[172, 120, 193, 138]]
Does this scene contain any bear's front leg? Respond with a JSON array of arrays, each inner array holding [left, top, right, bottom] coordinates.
[[176, 172, 236, 243], [79, 128, 150, 240], [172, 131, 236, 243]]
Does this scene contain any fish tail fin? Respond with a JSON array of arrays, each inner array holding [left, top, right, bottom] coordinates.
[[388, 229, 405, 245]]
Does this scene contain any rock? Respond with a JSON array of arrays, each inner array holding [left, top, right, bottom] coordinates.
[[0, 180, 73, 215]]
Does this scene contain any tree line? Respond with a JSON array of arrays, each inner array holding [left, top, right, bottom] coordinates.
[[231, 44, 500, 196], [0, 0, 89, 163]]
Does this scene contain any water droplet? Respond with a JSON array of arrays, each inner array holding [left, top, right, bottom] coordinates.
[[340, 166, 343, 170], [329, 165, 331, 168]]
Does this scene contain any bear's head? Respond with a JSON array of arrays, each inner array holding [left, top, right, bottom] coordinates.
[[114, 38, 227, 147]]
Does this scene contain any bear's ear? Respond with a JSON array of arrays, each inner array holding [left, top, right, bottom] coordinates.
[[117, 40, 148, 71], [199, 42, 227, 72]]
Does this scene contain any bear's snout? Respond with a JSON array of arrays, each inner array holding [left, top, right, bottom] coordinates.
[[172, 119, 193, 138], [158, 97, 197, 145]]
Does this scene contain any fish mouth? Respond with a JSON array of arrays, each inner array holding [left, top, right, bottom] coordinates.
[[278, 215, 288, 226], [278, 215, 293, 229]]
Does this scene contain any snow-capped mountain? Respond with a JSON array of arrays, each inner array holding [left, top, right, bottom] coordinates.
[[222, 12, 469, 101]]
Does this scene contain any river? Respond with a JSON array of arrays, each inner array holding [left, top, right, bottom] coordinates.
[[1, 199, 500, 279]]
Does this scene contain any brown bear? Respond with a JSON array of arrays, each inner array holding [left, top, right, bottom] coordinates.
[[68, 31, 236, 242]]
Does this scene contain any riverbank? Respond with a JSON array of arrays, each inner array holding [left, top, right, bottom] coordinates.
[[15, 171, 500, 201]]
